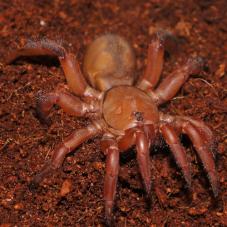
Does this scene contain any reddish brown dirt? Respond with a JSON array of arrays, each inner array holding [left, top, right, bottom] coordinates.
[[0, 0, 226, 226]]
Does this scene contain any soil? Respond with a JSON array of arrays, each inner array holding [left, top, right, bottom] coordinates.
[[0, 0, 226, 226]]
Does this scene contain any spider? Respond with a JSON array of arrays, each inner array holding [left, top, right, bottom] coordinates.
[[6, 32, 218, 225]]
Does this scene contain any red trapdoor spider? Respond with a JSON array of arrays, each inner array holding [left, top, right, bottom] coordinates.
[[6, 32, 218, 225]]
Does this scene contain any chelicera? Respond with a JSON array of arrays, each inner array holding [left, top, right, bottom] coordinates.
[[7, 32, 218, 224]]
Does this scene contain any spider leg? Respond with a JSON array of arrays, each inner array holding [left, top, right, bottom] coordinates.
[[137, 33, 165, 90], [154, 57, 204, 105], [137, 31, 177, 91], [160, 114, 218, 196], [101, 136, 119, 226], [159, 123, 191, 187], [6, 38, 101, 99], [160, 114, 214, 146], [31, 120, 103, 186], [36, 88, 98, 125], [179, 117, 214, 146], [118, 125, 154, 196], [135, 128, 152, 195], [180, 121, 219, 196], [118, 128, 137, 151]]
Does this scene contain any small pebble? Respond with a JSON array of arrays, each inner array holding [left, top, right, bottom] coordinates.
[[60, 179, 72, 197], [14, 203, 24, 210], [216, 212, 223, 216], [218, 143, 225, 155], [119, 206, 130, 212], [175, 20, 192, 37], [40, 20, 46, 26], [93, 161, 104, 171], [215, 63, 225, 78]]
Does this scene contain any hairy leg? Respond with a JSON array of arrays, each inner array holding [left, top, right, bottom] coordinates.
[[137, 31, 178, 91], [160, 113, 218, 196], [31, 121, 103, 185], [36, 89, 98, 124], [159, 123, 191, 187], [137, 32, 165, 90], [161, 114, 215, 153], [179, 117, 214, 146], [154, 57, 204, 105], [181, 121, 218, 196], [6, 38, 101, 99], [101, 137, 119, 226]]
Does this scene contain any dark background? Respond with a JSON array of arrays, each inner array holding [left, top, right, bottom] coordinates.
[[0, 0, 226, 226]]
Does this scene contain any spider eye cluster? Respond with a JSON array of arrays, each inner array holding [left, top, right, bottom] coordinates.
[[83, 34, 136, 91]]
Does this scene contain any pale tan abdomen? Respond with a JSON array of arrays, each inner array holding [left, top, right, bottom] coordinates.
[[83, 34, 135, 91], [103, 86, 159, 131]]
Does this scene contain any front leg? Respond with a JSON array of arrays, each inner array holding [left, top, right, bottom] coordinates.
[[137, 32, 165, 90], [137, 31, 177, 91], [6, 38, 101, 99]]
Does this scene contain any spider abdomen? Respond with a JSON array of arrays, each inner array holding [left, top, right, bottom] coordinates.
[[83, 34, 136, 91], [102, 86, 159, 131]]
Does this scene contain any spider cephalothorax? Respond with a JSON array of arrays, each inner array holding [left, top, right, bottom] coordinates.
[[6, 32, 218, 225]]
